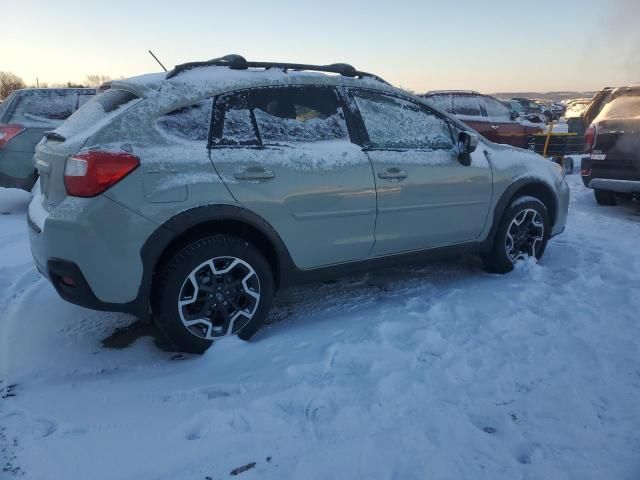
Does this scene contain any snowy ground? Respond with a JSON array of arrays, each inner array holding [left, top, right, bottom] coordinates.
[[1, 175, 639, 480]]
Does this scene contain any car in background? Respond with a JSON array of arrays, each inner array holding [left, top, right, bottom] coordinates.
[[535, 100, 564, 120], [423, 90, 543, 148], [27, 56, 568, 353], [581, 85, 640, 205], [567, 88, 616, 136], [0, 88, 96, 190], [500, 99, 547, 124], [510, 97, 553, 122]]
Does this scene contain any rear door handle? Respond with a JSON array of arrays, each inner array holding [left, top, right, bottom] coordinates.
[[491, 124, 500, 130], [378, 167, 408, 181], [234, 166, 275, 181]]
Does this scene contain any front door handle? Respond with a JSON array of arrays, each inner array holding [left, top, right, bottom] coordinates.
[[491, 124, 500, 130], [234, 166, 275, 181], [378, 167, 408, 181]]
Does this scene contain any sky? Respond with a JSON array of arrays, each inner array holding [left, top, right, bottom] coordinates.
[[1, 0, 639, 93]]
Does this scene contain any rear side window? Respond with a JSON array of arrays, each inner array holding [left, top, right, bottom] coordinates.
[[10, 91, 77, 126], [157, 99, 212, 141], [249, 87, 349, 144], [353, 91, 453, 150], [453, 95, 483, 117], [483, 97, 511, 119], [425, 94, 453, 113], [212, 93, 259, 146]]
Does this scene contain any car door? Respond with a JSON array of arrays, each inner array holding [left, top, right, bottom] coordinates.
[[481, 95, 528, 148], [452, 94, 494, 139], [348, 89, 493, 256], [209, 86, 377, 269]]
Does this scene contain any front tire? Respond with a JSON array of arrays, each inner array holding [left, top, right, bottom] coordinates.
[[483, 196, 550, 274], [594, 189, 617, 206], [152, 235, 274, 353]]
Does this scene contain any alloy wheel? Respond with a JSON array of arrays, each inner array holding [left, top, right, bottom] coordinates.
[[505, 208, 545, 263], [177, 256, 260, 339]]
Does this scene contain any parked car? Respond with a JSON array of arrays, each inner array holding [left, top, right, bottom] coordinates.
[[0, 88, 96, 190], [422, 90, 543, 148], [511, 97, 553, 122], [500, 99, 547, 124], [28, 55, 569, 353], [567, 88, 615, 135], [581, 85, 640, 205]]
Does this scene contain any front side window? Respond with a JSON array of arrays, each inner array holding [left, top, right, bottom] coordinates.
[[157, 99, 212, 141], [483, 97, 511, 119], [249, 87, 350, 144], [453, 95, 483, 117], [353, 91, 453, 150]]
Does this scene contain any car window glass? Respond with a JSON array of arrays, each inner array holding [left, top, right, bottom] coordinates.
[[597, 95, 640, 120], [157, 99, 212, 142], [425, 94, 453, 113], [483, 97, 511, 119], [214, 94, 259, 146], [353, 91, 453, 150], [249, 87, 349, 144], [10, 91, 77, 126], [453, 95, 483, 116]]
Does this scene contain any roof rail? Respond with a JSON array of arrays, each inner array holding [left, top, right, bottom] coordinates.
[[424, 90, 480, 96], [166, 54, 388, 84]]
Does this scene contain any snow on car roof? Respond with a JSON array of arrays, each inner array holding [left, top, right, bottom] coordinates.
[[111, 65, 395, 103]]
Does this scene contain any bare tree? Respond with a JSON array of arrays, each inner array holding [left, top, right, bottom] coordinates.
[[0, 72, 26, 100], [84, 74, 112, 88]]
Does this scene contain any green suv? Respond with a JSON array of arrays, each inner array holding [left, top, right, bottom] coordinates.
[[28, 55, 569, 352]]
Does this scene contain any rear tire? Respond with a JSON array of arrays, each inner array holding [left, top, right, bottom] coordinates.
[[594, 189, 617, 206], [152, 235, 274, 353], [483, 196, 550, 274]]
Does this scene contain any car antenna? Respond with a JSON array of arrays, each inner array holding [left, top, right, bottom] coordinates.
[[148, 50, 168, 72]]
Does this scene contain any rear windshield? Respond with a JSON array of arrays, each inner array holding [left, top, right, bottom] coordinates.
[[7, 90, 81, 127], [597, 95, 640, 120], [0, 92, 16, 120], [52, 89, 140, 140]]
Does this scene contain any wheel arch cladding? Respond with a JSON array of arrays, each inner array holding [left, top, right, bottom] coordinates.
[[482, 178, 558, 252], [140, 205, 295, 310]]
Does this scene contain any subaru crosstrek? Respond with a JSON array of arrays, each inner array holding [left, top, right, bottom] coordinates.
[[28, 55, 569, 353]]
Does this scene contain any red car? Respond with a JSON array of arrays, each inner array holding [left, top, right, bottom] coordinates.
[[422, 90, 542, 149]]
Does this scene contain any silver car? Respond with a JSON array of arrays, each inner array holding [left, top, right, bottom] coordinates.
[[28, 55, 569, 353]]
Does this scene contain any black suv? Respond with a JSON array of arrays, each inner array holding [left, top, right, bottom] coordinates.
[[582, 85, 640, 205]]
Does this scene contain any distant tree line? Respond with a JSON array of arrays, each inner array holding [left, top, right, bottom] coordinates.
[[0, 72, 112, 100]]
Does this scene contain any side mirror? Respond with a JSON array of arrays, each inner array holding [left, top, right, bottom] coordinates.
[[510, 110, 519, 120], [457, 131, 478, 166]]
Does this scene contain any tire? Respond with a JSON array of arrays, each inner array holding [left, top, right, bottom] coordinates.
[[152, 235, 274, 353], [563, 157, 574, 175], [594, 189, 617, 206], [483, 196, 550, 274]]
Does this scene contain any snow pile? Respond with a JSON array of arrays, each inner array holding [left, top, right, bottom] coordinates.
[[0, 188, 31, 214], [1, 175, 639, 479]]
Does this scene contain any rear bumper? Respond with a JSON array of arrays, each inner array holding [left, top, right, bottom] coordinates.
[[28, 186, 159, 317], [587, 178, 640, 194]]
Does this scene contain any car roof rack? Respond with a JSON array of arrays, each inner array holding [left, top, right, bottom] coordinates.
[[424, 90, 480, 96], [166, 54, 388, 84]]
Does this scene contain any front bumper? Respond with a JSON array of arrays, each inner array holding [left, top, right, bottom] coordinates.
[[551, 177, 569, 237]]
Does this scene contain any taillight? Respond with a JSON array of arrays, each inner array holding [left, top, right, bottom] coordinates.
[[64, 150, 139, 197], [584, 124, 596, 154], [0, 124, 25, 148]]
